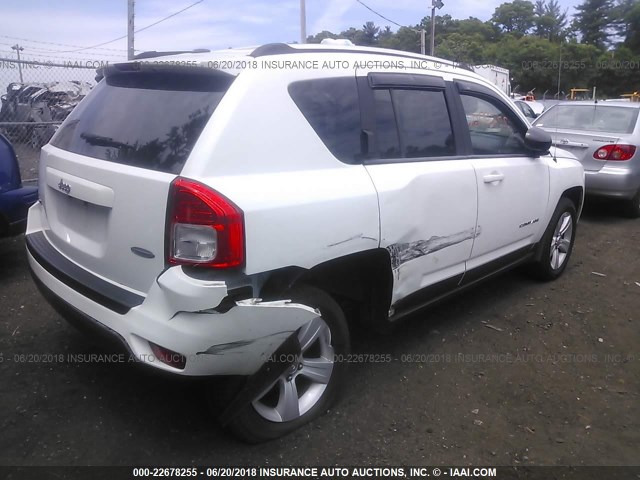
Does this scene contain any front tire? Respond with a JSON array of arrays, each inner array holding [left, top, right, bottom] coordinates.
[[528, 198, 577, 281], [226, 285, 350, 443]]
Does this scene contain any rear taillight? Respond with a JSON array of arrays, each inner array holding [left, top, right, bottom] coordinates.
[[167, 177, 244, 268], [593, 144, 636, 161]]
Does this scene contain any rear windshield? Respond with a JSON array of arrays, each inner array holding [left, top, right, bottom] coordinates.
[[535, 105, 639, 134], [51, 69, 233, 174]]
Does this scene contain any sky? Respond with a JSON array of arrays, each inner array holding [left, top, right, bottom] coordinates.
[[0, 0, 584, 64]]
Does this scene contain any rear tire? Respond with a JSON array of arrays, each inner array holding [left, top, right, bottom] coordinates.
[[225, 285, 350, 443], [528, 198, 577, 281]]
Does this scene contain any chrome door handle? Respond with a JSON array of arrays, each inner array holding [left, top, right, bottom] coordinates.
[[483, 173, 505, 183]]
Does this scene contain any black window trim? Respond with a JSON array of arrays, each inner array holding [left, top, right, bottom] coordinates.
[[368, 72, 446, 90], [357, 74, 463, 165]]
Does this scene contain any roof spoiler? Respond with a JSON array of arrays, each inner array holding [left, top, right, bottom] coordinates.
[[95, 60, 234, 84], [133, 49, 210, 60]]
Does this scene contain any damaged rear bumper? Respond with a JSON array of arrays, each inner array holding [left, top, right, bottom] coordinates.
[[26, 217, 319, 377]]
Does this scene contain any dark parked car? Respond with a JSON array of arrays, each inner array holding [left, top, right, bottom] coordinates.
[[0, 134, 38, 237]]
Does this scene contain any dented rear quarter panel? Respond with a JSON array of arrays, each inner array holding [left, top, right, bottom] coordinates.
[[181, 63, 381, 275]]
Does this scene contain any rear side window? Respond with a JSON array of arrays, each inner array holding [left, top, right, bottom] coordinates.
[[288, 77, 362, 164], [371, 88, 455, 160], [51, 69, 234, 174]]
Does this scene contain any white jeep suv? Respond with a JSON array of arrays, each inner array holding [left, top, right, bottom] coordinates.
[[26, 43, 584, 442]]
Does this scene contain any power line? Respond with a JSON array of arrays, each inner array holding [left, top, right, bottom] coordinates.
[[60, 0, 205, 53], [0, 49, 121, 62], [354, 0, 405, 28], [0, 41, 125, 58], [0, 35, 128, 52]]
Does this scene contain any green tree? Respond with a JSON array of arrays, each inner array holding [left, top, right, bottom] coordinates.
[[626, 1, 640, 52], [377, 26, 421, 52], [491, 0, 536, 35], [307, 31, 337, 43], [456, 17, 502, 42], [378, 26, 394, 44], [359, 21, 381, 46], [593, 46, 640, 94], [613, 0, 640, 53], [534, 0, 569, 41], [437, 33, 487, 63], [572, 0, 615, 48], [338, 27, 360, 44]]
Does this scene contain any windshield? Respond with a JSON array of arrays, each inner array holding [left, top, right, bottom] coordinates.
[[534, 105, 639, 134], [51, 69, 234, 174]]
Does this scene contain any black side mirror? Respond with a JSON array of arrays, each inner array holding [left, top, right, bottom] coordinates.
[[524, 126, 552, 155]]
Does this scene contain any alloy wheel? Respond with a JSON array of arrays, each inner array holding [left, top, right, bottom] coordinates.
[[252, 316, 335, 423], [549, 211, 573, 270]]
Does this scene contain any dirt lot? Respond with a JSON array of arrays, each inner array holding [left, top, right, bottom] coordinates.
[[0, 193, 638, 468]]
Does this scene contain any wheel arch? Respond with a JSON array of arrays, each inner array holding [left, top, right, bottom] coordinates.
[[560, 185, 584, 217], [532, 193, 580, 264], [259, 248, 394, 328]]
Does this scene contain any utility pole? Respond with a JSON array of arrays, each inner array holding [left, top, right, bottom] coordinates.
[[300, 0, 307, 44], [430, 0, 444, 56], [127, 0, 135, 60], [430, 5, 436, 56], [11, 44, 24, 82], [420, 29, 426, 55]]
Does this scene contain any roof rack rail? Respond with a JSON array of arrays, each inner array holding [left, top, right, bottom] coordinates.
[[249, 43, 473, 72], [134, 49, 210, 60]]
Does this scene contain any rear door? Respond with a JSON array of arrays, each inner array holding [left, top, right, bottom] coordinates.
[[40, 64, 235, 294], [358, 71, 478, 307]]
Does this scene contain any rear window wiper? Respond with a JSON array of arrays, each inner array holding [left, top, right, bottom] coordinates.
[[80, 132, 132, 150]]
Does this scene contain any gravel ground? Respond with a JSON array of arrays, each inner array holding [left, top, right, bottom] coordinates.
[[2, 148, 640, 468], [0, 193, 638, 468]]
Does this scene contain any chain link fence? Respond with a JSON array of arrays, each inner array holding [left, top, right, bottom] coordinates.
[[0, 57, 101, 180]]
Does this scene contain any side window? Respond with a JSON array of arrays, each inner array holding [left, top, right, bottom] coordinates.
[[460, 94, 527, 155], [394, 90, 455, 158], [372, 88, 455, 160], [373, 89, 400, 159], [288, 77, 362, 164], [521, 102, 536, 119]]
